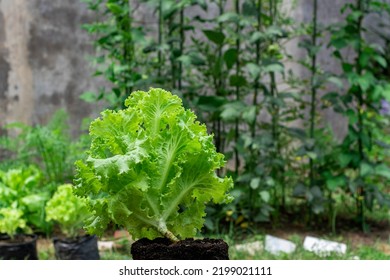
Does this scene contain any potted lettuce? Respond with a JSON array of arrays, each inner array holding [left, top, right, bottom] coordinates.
[[74, 88, 233, 259], [0, 166, 43, 260], [45, 184, 100, 260], [0, 207, 37, 260]]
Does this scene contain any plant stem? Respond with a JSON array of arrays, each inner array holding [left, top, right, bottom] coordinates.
[[158, 0, 163, 79], [309, 0, 318, 189], [157, 220, 179, 242], [356, 0, 366, 231], [216, 0, 225, 155], [328, 191, 336, 233], [268, 0, 284, 209], [270, 71, 280, 207], [356, 0, 364, 163], [234, 0, 241, 175], [178, 6, 184, 91], [249, 0, 263, 215], [269, 0, 273, 22], [125, 0, 134, 98], [253, 0, 262, 137], [168, 15, 176, 89], [163, 229, 179, 242]]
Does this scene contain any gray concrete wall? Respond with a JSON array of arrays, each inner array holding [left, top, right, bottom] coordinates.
[[0, 0, 103, 136]]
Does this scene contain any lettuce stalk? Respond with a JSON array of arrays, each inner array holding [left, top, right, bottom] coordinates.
[[74, 88, 233, 242]]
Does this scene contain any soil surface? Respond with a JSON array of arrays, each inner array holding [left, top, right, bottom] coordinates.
[[0, 234, 36, 245], [131, 238, 229, 260]]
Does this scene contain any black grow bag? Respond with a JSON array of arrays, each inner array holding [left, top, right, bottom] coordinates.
[[0, 234, 38, 260], [53, 234, 100, 260]]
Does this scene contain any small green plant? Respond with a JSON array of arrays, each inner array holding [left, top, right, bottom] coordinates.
[[0, 166, 51, 235], [0, 207, 30, 238], [0, 110, 85, 184], [45, 184, 91, 238], [75, 88, 233, 242]]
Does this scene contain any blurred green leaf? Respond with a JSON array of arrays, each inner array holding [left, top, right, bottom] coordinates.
[[360, 162, 374, 177], [223, 49, 238, 69], [106, 3, 123, 15], [202, 29, 225, 45], [250, 178, 260, 190], [229, 75, 247, 87], [260, 191, 270, 203], [80, 91, 98, 103], [375, 164, 390, 179]]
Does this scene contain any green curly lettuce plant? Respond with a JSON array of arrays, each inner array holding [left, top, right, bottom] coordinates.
[[45, 184, 91, 239], [0, 166, 52, 235], [0, 207, 30, 239], [74, 88, 233, 242]]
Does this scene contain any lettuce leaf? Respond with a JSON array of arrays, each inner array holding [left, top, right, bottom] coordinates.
[[74, 88, 233, 241]]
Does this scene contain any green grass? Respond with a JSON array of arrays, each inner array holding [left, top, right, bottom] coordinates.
[[100, 252, 131, 260], [37, 244, 55, 260], [37, 233, 390, 260], [222, 234, 390, 260]]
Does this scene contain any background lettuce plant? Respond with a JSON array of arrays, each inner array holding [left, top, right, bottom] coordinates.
[[0, 166, 50, 236], [0, 207, 30, 239], [45, 184, 91, 239], [75, 88, 233, 242]]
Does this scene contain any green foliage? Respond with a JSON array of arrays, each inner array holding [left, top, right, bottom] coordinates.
[[0, 207, 30, 238], [0, 110, 86, 184], [45, 184, 91, 238], [329, 0, 390, 230], [0, 166, 52, 235], [286, 0, 342, 229], [0, 166, 42, 207], [81, 0, 141, 107], [82, 0, 390, 234], [74, 88, 233, 242]]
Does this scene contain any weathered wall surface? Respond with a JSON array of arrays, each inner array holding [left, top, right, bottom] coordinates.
[[0, 0, 103, 135]]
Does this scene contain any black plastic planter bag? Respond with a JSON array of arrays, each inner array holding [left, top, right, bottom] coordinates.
[[0, 234, 38, 260], [53, 235, 100, 260]]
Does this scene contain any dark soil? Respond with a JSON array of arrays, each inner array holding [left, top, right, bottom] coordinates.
[[131, 238, 229, 260], [0, 234, 35, 245]]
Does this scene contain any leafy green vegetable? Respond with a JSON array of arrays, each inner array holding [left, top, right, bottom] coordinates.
[[0, 166, 42, 207], [0, 207, 30, 238], [0, 166, 53, 235], [74, 88, 233, 242], [45, 184, 91, 238]]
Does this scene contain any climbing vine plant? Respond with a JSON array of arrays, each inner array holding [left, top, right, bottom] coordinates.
[[81, 0, 390, 234]]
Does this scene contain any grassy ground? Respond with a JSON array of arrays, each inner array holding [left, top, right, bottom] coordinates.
[[37, 203, 390, 260], [227, 234, 390, 260], [37, 231, 390, 260]]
